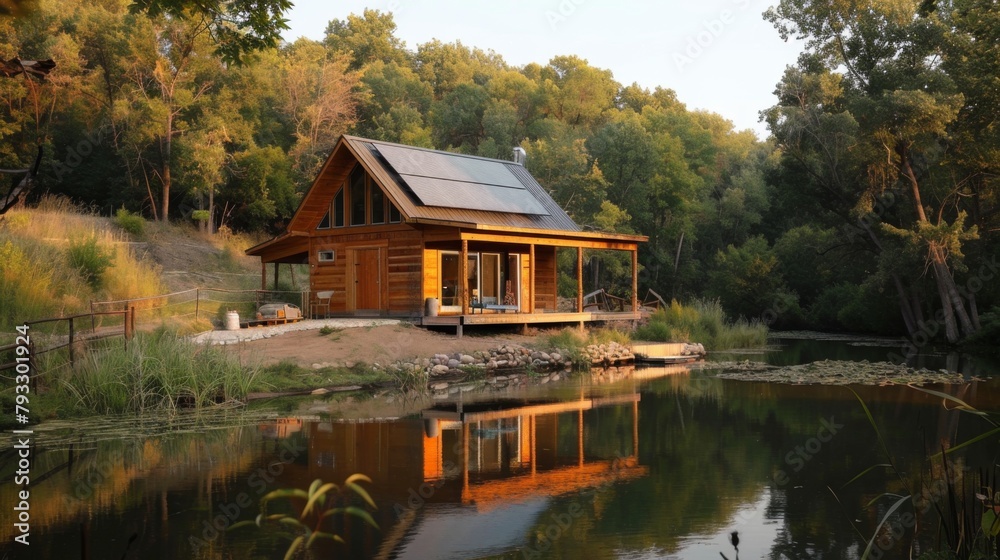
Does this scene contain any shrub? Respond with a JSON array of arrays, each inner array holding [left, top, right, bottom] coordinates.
[[113, 207, 145, 238], [67, 235, 113, 289]]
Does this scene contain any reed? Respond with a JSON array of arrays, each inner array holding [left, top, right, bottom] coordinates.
[[59, 329, 262, 414], [635, 299, 768, 350]]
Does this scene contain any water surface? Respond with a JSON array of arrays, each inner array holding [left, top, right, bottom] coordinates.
[[2, 338, 998, 559]]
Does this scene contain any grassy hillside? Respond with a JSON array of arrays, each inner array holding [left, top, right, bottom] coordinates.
[[0, 197, 267, 341]]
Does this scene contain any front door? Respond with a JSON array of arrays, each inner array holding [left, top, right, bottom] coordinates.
[[352, 247, 382, 314]]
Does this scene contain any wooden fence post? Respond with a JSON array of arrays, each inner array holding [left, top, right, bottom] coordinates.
[[130, 306, 136, 339], [123, 308, 131, 342]]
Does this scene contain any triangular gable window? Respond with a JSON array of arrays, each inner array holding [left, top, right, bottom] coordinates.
[[317, 210, 331, 229], [389, 203, 401, 223]]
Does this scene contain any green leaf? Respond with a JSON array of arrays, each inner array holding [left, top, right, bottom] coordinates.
[[983, 510, 1000, 538], [861, 494, 910, 560], [841, 463, 893, 489], [227, 520, 258, 531], [346, 482, 378, 510], [344, 506, 380, 530], [278, 517, 306, 532], [261, 488, 310, 503], [303, 483, 339, 518], [345, 473, 373, 485], [929, 427, 1000, 460], [319, 507, 347, 521], [284, 535, 305, 560], [306, 530, 341, 548], [908, 385, 995, 423]]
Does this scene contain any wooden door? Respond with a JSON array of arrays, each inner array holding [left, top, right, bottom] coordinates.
[[353, 248, 382, 313]]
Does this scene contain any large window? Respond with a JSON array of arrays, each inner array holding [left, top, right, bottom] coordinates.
[[439, 251, 519, 311], [349, 166, 366, 226], [371, 186, 385, 224], [333, 189, 344, 227]]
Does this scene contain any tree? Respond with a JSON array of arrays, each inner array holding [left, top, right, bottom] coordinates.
[[129, 0, 292, 65], [765, 0, 988, 342], [281, 39, 359, 178], [324, 9, 408, 71], [540, 55, 618, 130]]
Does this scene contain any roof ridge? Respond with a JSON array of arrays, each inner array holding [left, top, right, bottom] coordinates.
[[347, 134, 521, 166]]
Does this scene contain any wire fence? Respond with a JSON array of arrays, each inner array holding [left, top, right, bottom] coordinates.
[[0, 289, 312, 384], [89, 288, 310, 330]]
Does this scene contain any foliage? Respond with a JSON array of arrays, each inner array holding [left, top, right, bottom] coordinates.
[[67, 235, 113, 290], [2, 1, 996, 339], [129, 0, 292, 65], [60, 328, 263, 414], [113, 207, 146, 238], [706, 236, 795, 321], [635, 299, 767, 350], [963, 307, 1000, 357], [230, 474, 378, 559]]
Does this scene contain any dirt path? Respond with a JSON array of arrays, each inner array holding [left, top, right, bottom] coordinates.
[[232, 323, 538, 367]]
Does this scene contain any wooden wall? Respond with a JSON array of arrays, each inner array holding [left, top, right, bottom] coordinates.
[[309, 226, 422, 316], [533, 245, 558, 311]]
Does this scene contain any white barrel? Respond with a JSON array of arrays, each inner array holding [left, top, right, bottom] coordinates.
[[224, 311, 240, 330]]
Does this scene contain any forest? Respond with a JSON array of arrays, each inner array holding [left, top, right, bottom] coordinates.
[[1, 0, 997, 344]]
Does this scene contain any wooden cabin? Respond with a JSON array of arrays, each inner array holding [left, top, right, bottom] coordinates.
[[246, 135, 647, 334]]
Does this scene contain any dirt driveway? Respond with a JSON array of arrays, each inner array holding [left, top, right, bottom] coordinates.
[[231, 323, 538, 367]]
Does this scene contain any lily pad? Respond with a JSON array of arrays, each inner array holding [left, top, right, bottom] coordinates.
[[712, 359, 982, 386]]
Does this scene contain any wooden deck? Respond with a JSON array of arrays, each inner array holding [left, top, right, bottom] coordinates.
[[420, 310, 640, 335]]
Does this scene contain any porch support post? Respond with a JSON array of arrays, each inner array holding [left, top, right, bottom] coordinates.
[[528, 244, 536, 314], [460, 239, 470, 316], [273, 262, 280, 290], [260, 262, 266, 290], [631, 248, 638, 313], [576, 246, 584, 313]]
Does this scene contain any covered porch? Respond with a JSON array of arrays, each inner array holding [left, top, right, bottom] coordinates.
[[419, 227, 642, 335]]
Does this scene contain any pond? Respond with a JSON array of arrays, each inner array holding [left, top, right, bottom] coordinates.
[[2, 336, 998, 559]]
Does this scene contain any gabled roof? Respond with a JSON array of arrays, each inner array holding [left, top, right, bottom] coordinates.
[[248, 135, 645, 258], [344, 135, 582, 232]]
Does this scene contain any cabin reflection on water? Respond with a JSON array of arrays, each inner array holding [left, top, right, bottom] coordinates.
[[271, 386, 652, 558]]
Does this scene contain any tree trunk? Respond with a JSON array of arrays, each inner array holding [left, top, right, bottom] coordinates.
[[898, 145, 976, 342], [208, 185, 215, 234], [160, 112, 173, 222]]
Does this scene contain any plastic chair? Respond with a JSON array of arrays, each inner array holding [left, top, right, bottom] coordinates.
[[312, 291, 333, 318]]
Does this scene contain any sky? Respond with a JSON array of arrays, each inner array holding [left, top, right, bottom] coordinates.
[[282, 0, 807, 139]]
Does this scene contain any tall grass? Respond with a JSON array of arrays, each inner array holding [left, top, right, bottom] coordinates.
[[0, 197, 162, 335], [60, 329, 262, 414], [635, 299, 768, 350], [543, 326, 633, 368]]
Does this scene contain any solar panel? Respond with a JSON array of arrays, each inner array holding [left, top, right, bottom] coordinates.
[[402, 176, 549, 215], [374, 143, 549, 215]]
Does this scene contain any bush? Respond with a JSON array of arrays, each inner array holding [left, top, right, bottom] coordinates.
[[113, 207, 145, 238], [67, 235, 113, 289], [964, 306, 1000, 356], [635, 299, 768, 350]]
